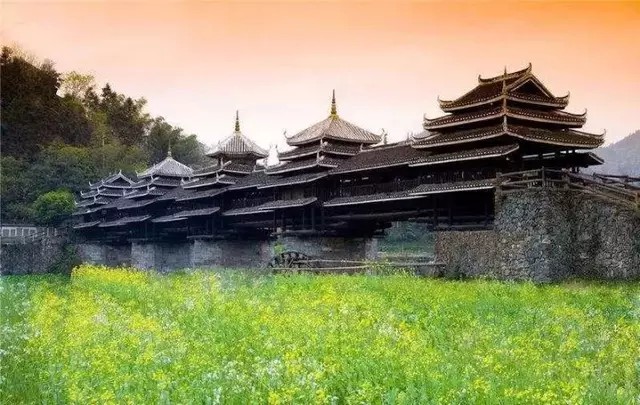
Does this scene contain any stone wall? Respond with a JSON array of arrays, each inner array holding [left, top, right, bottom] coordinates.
[[77, 243, 106, 265], [73, 236, 380, 271], [434, 231, 498, 278], [435, 189, 640, 282], [1, 238, 70, 275], [191, 239, 272, 269]]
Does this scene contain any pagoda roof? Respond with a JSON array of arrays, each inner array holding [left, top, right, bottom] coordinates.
[[329, 142, 424, 175], [124, 188, 165, 199], [226, 171, 269, 191], [207, 111, 268, 159], [278, 142, 362, 161], [409, 179, 495, 196], [175, 187, 226, 202], [257, 172, 327, 189], [265, 156, 342, 175], [438, 64, 569, 112], [193, 161, 255, 177], [324, 190, 425, 207], [99, 215, 150, 228], [409, 144, 520, 167], [259, 197, 317, 210], [72, 220, 101, 230], [75, 197, 110, 208], [175, 207, 221, 217], [284, 91, 381, 146], [423, 105, 587, 130], [181, 174, 240, 189], [413, 122, 604, 149], [137, 151, 194, 179], [222, 206, 274, 217], [151, 215, 188, 224], [89, 171, 134, 189]]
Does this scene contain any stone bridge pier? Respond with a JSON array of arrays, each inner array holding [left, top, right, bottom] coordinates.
[[435, 189, 640, 282], [77, 235, 379, 271]]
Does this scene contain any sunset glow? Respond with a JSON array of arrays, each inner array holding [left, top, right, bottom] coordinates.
[[2, 1, 639, 150]]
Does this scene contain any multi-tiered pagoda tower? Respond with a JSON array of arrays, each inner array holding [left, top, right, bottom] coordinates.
[[414, 64, 604, 167]]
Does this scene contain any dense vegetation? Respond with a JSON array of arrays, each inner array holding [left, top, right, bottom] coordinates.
[[1, 266, 638, 403], [0, 47, 208, 224]]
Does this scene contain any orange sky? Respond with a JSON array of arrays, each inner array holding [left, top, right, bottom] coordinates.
[[2, 1, 639, 152]]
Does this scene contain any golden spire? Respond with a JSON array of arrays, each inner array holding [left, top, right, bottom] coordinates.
[[167, 143, 172, 158], [234, 110, 240, 132], [330, 89, 337, 117]]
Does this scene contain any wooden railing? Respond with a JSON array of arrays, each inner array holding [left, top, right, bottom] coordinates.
[[496, 169, 640, 211]]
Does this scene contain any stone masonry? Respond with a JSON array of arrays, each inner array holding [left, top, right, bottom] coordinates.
[[435, 189, 640, 282]]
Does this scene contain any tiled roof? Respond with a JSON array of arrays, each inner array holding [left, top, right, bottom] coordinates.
[[409, 179, 495, 195], [117, 198, 159, 210], [124, 188, 165, 199], [207, 111, 268, 158], [89, 172, 134, 189], [506, 125, 604, 148], [413, 123, 603, 149], [182, 175, 238, 189], [174, 207, 220, 217], [76, 197, 110, 208], [72, 207, 101, 216], [193, 163, 222, 176], [227, 171, 270, 190], [151, 215, 187, 224], [330, 143, 425, 174], [278, 142, 362, 161], [424, 106, 586, 131], [278, 144, 322, 160], [259, 197, 317, 210], [285, 115, 381, 146], [257, 172, 327, 189], [409, 144, 520, 167], [222, 206, 274, 216], [137, 154, 193, 178], [193, 161, 255, 177], [152, 178, 183, 187], [175, 187, 226, 202], [324, 191, 424, 207], [438, 65, 570, 112], [266, 156, 341, 175], [72, 220, 101, 229], [98, 215, 151, 228]]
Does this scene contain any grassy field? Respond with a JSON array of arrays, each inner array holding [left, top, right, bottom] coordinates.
[[1, 266, 639, 404]]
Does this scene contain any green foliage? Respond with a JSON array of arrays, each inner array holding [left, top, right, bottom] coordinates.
[[0, 46, 207, 223], [31, 190, 75, 225], [1, 266, 639, 403]]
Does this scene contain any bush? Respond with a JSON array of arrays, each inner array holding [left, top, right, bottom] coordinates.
[[32, 189, 75, 226]]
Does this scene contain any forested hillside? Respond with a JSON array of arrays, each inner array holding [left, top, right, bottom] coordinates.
[[0, 46, 208, 223], [594, 130, 640, 176]]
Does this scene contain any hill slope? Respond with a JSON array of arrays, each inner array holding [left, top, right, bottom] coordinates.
[[593, 130, 640, 176]]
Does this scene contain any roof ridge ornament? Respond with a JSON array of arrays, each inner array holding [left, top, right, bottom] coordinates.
[[234, 110, 240, 133], [330, 89, 338, 117], [167, 143, 172, 158]]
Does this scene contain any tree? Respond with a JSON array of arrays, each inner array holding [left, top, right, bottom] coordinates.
[[31, 190, 75, 226], [145, 117, 207, 166], [0, 157, 34, 222], [59, 71, 95, 99]]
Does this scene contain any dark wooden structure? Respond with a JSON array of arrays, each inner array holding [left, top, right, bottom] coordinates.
[[73, 65, 611, 243]]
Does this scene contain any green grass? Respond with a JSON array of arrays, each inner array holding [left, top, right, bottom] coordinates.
[[1, 266, 639, 404]]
